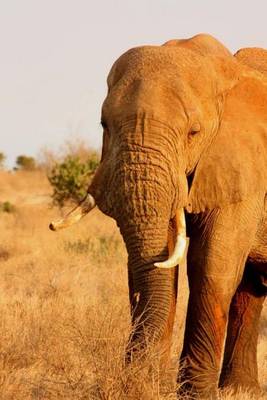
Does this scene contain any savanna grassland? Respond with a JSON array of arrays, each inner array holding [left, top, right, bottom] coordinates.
[[0, 170, 266, 399]]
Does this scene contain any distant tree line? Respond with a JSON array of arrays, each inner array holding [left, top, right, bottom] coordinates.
[[0, 152, 6, 169], [0, 152, 36, 171]]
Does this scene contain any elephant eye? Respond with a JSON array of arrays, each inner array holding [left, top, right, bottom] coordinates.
[[188, 122, 201, 140], [189, 122, 201, 136]]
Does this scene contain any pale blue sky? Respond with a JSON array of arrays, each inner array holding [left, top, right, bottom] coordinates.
[[1, 0, 267, 167]]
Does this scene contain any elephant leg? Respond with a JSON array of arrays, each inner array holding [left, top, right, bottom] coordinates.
[[126, 219, 179, 362], [177, 200, 261, 399], [219, 261, 266, 392], [178, 276, 235, 399]]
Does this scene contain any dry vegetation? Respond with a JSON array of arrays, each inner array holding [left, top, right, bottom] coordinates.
[[0, 170, 266, 399]]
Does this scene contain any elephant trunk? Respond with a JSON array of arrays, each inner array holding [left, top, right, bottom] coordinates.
[[120, 194, 176, 345], [88, 119, 189, 345], [107, 143, 186, 345]]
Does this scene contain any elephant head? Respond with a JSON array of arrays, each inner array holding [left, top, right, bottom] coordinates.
[[50, 34, 267, 348]]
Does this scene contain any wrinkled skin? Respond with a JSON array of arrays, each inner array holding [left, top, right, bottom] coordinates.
[[235, 46, 267, 75], [73, 35, 267, 398]]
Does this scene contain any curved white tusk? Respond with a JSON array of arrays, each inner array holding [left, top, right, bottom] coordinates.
[[154, 235, 187, 269], [154, 208, 188, 269], [49, 193, 95, 231]]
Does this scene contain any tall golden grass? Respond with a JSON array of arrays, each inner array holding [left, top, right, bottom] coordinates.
[[0, 170, 266, 399]]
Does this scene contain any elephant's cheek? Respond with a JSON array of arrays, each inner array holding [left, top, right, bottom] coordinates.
[[88, 160, 117, 218]]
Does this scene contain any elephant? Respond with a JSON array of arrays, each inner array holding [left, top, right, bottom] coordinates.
[[50, 34, 267, 398], [235, 46, 267, 75]]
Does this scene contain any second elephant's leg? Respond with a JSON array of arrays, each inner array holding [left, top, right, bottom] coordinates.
[[219, 262, 266, 392], [178, 200, 261, 398]]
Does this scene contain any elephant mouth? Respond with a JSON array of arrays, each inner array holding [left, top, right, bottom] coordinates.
[[49, 193, 187, 268]]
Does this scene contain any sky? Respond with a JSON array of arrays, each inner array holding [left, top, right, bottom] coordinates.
[[1, 0, 267, 167]]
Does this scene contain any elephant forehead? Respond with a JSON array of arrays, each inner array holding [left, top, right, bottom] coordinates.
[[102, 77, 193, 130], [107, 45, 213, 89], [104, 49, 213, 123]]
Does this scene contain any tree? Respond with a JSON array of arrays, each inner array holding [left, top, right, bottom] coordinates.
[[16, 155, 36, 170], [0, 152, 6, 170], [48, 153, 99, 207]]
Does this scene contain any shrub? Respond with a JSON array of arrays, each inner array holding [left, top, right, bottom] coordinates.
[[64, 238, 92, 254], [38, 138, 100, 172], [48, 154, 99, 207], [16, 155, 36, 171], [37, 146, 58, 172], [1, 201, 15, 213]]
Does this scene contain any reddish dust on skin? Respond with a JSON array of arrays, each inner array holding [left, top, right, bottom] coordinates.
[[232, 291, 254, 329], [213, 303, 227, 359]]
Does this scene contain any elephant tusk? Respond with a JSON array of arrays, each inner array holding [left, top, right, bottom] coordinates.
[[154, 208, 188, 269], [154, 235, 188, 269], [49, 193, 96, 231]]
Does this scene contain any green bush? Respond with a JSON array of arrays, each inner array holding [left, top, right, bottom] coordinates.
[[1, 201, 15, 213], [64, 238, 93, 254], [48, 154, 99, 207], [16, 155, 36, 170]]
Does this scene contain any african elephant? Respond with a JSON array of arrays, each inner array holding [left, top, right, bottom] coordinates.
[[235, 46, 267, 75], [50, 34, 267, 398]]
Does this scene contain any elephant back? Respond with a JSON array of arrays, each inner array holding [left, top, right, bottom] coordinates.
[[235, 47, 267, 76], [163, 33, 233, 59]]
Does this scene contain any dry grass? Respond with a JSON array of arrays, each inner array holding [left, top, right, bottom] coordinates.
[[0, 170, 266, 399]]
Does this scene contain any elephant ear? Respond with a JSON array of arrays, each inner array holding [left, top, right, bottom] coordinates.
[[100, 128, 110, 162], [187, 76, 267, 213]]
